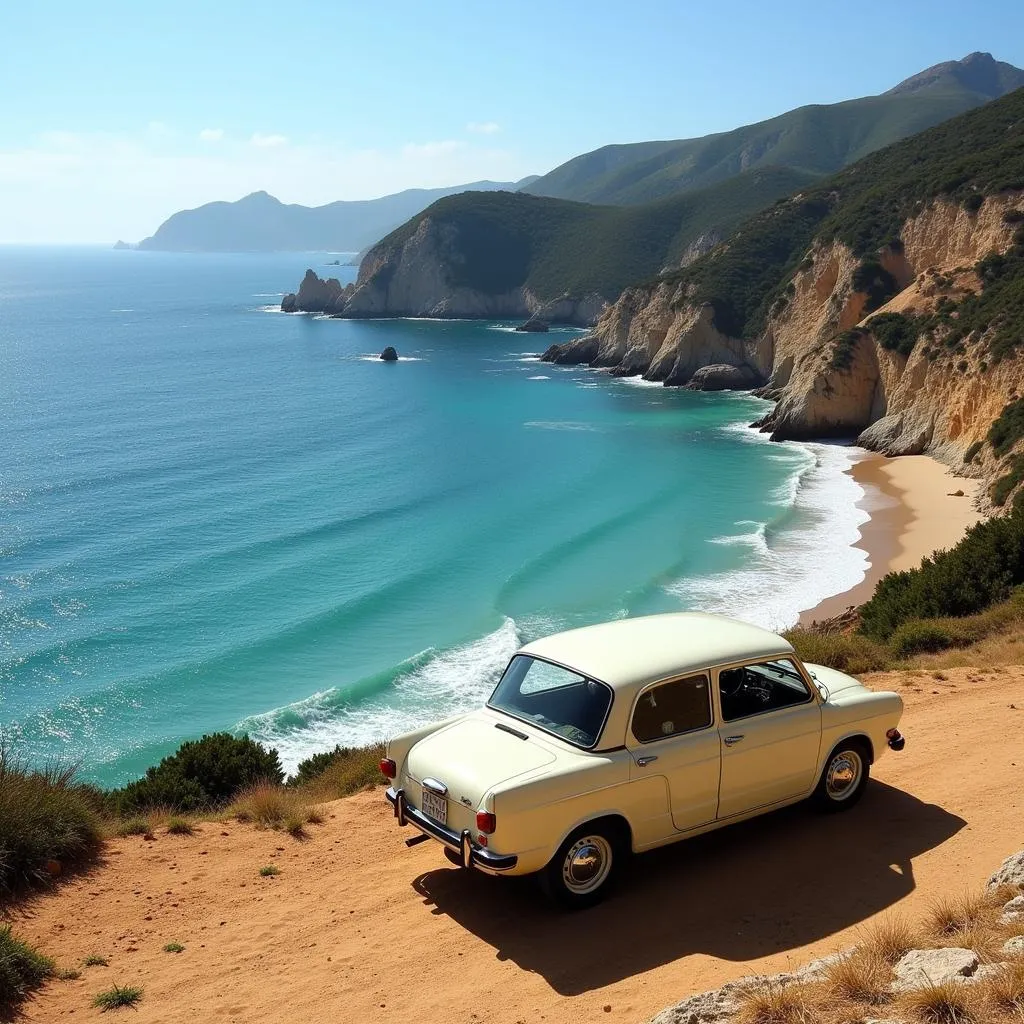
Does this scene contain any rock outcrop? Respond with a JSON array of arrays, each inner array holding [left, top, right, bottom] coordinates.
[[516, 318, 549, 333], [379, 346, 398, 362], [541, 193, 1024, 499], [281, 269, 355, 314], [685, 364, 764, 391]]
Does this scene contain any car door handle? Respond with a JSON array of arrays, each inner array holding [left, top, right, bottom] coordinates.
[[635, 755, 658, 767], [723, 735, 745, 746]]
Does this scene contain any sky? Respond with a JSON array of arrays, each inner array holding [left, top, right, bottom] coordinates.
[[3, 0, 1024, 243]]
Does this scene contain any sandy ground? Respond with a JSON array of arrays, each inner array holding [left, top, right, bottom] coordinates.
[[9, 668, 1024, 1024], [802, 453, 983, 624]]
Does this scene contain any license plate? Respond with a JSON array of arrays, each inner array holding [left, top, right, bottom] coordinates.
[[421, 788, 447, 826]]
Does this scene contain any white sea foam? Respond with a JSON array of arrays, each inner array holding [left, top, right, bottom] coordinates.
[[241, 618, 521, 773], [355, 354, 425, 362], [527, 375, 551, 381], [524, 420, 603, 432], [252, 292, 283, 297], [619, 376, 664, 389], [664, 439, 870, 631]]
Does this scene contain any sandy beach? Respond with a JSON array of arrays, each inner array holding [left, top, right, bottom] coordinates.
[[800, 452, 984, 624]]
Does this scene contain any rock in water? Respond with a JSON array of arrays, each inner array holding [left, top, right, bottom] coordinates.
[[380, 347, 399, 362], [281, 293, 297, 313], [516, 318, 549, 333], [685, 364, 762, 391]]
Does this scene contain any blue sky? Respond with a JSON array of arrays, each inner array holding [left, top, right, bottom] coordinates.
[[2, 0, 1023, 242]]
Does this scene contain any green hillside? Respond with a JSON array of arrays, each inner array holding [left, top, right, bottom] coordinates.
[[525, 53, 1024, 206], [368, 166, 814, 301], [657, 85, 1024, 346]]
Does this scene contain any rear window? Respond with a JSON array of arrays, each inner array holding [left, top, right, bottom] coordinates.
[[488, 655, 612, 749]]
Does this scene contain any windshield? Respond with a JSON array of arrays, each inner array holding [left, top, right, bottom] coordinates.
[[488, 655, 613, 749]]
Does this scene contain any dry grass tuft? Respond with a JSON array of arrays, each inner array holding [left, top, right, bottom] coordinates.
[[302, 742, 387, 799], [165, 817, 194, 836], [735, 983, 817, 1024], [983, 959, 1024, 1014], [284, 815, 307, 840], [864, 914, 920, 965], [898, 979, 975, 1023], [305, 806, 325, 825], [825, 948, 893, 1006], [925, 892, 1000, 940], [227, 782, 310, 830]]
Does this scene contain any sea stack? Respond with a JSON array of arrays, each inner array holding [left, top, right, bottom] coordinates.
[[516, 318, 550, 333], [380, 346, 399, 362]]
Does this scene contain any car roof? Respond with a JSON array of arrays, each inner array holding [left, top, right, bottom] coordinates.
[[518, 612, 794, 690]]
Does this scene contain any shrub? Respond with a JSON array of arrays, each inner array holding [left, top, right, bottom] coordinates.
[[92, 984, 143, 1011], [897, 978, 974, 1023], [889, 621, 961, 658], [0, 925, 54, 1012], [259, 865, 280, 877], [852, 259, 899, 313], [0, 752, 102, 893], [165, 818, 194, 836], [992, 455, 1024, 507], [735, 982, 814, 1024], [985, 959, 1024, 1013], [783, 627, 889, 674], [859, 510, 1024, 640], [868, 311, 921, 357], [83, 954, 109, 967], [1002, 209, 1024, 225], [830, 329, 862, 371], [112, 734, 283, 814], [989, 398, 1024, 457], [963, 192, 985, 213], [289, 743, 386, 797], [825, 949, 890, 1005], [163, 942, 184, 954], [284, 815, 306, 839], [115, 817, 150, 837], [864, 915, 918, 965], [288, 747, 349, 786], [228, 781, 309, 829]]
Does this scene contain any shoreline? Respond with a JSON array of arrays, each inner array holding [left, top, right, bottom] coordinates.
[[799, 452, 984, 625]]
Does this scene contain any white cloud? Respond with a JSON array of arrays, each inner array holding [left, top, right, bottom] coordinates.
[[250, 132, 288, 149], [467, 121, 501, 135], [0, 128, 534, 243], [198, 128, 224, 142]]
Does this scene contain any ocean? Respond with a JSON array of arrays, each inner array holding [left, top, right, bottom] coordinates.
[[0, 247, 868, 786]]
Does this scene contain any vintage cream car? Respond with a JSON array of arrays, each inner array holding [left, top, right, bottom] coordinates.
[[382, 613, 905, 908]]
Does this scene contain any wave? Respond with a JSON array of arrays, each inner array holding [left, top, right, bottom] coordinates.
[[524, 420, 603, 432], [664, 442, 869, 631], [527, 375, 550, 381], [240, 618, 522, 772], [355, 354, 425, 362]]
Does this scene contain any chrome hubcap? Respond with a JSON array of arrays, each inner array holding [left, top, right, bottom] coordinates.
[[562, 835, 612, 895], [826, 750, 863, 800]]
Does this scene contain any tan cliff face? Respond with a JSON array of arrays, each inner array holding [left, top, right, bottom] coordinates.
[[339, 216, 605, 325], [548, 193, 1023, 496]]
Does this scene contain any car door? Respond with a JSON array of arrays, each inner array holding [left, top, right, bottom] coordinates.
[[715, 658, 822, 819], [627, 672, 721, 833]]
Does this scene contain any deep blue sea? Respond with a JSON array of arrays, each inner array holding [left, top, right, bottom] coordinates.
[[0, 248, 868, 785]]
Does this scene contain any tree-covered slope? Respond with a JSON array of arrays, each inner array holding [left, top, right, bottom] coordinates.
[[364, 165, 814, 302], [658, 83, 1024, 341], [525, 53, 1024, 207]]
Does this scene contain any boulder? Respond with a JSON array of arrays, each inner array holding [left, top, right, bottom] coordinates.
[[541, 336, 600, 365], [1002, 935, 1024, 956], [989, 850, 1024, 891], [1001, 893, 1024, 922], [515, 318, 549, 333], [684, 364, 762, 391], [379, 346, 399, 362], [281, 293, 297, 313], [892, 948, 979, 991]]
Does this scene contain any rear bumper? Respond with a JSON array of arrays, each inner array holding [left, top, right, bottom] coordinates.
[[386, 787, 518, 872]]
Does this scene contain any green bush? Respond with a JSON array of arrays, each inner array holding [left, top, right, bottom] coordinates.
[[111, 734, 283, 814], [0, 754, 102, 893], [988, 398, 1024, 457], [852, 260, 899, 313], [830, 329, 862, 371], [888, 621, 961, 658], [860, 509, 1024, 640], [963, 192, 985, 213], [0, 926, 54, 1012], [992, 454, 1024, 507], [867, 311, 922, 357]]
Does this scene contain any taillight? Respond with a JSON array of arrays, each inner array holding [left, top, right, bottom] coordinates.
[[379, 758, 397, 779], [476, 810, 496, 834]]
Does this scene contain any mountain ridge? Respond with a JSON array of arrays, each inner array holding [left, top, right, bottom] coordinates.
[[135, 177, 539, 253]]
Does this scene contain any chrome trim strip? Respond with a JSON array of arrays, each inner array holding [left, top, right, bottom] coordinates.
[[421, 777, 448, 796]]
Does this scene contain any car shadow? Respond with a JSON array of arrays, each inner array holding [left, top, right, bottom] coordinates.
[[410, 782, 965, 995]]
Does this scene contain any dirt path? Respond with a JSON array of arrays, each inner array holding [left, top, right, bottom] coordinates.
[[10, 667, 1024, 1024]]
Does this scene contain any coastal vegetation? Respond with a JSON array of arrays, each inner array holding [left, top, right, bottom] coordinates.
[[659, 84, 1024, 340], [0, 924, 54, 1013]]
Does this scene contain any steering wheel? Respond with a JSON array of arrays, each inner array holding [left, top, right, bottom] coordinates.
[[719, 668, 745, 697]]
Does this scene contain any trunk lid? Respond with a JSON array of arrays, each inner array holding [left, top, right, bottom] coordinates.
[[405, 710, 558, 812]]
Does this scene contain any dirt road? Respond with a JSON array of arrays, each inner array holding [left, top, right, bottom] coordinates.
[[10, 667, 1024, 1024]]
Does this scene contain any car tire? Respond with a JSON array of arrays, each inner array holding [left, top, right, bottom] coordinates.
[[811, 738, 871, 812], [539, 821, 626, 910]]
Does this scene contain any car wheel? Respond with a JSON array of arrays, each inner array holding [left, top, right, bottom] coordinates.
[[539, 823, 624, 910], [811, 739, 870, 812]]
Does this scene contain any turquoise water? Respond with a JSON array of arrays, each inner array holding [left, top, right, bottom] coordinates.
[[0, 248, 867, 786]]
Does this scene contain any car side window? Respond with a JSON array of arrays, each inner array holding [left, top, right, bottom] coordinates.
[[631, 673, 712, 743], [718, 658, 812, 722]]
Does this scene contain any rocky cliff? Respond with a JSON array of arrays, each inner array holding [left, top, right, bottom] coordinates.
[[542, 193, 1024, 504]]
